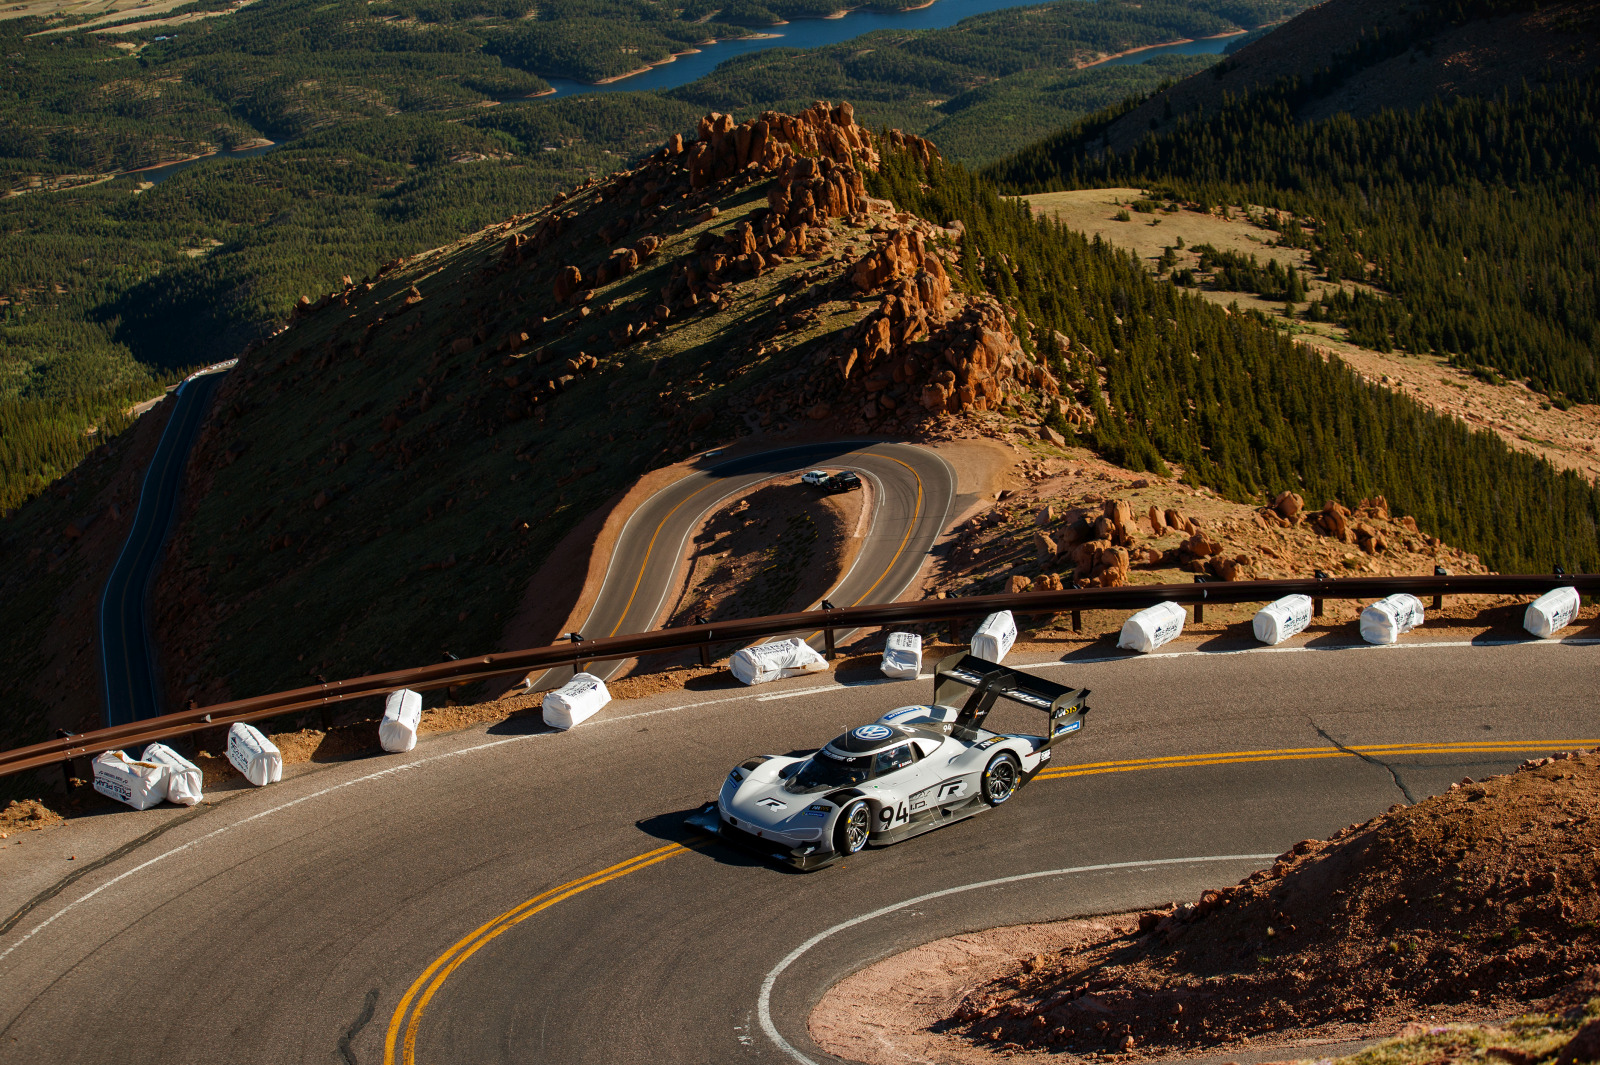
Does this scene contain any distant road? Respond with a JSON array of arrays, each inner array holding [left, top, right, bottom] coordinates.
[[99, 367, 229, 727], [554, 440, 957, 684]]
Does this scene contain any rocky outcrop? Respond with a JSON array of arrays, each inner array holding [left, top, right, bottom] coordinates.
[[768, 154, 866, 229], [666, 101, 933, 192]]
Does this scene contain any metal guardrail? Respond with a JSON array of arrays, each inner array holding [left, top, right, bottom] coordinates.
[[4, 573, 1593, 782]]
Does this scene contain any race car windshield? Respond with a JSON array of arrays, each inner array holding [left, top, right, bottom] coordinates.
[[786, 750, 872, 790]]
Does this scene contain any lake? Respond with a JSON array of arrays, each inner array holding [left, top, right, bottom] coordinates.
[[135, 142, 279, 185], [540, 0, 1239, 97]]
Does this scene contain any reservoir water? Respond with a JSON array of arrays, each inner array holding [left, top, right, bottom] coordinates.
[[135, 142, 279, 185], [540, 0, 1239, 97]]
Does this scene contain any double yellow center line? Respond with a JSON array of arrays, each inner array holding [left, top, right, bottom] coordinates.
[[1035, 739, 1600, 781], [383, 737, 1596, 1064], [383, 842, 696, 1065]]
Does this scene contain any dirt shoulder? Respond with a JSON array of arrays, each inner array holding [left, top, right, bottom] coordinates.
[[811, 916, 1140, 1065], [1022, 190, 1600, 483]]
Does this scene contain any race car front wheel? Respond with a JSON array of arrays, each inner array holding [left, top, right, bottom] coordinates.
[[834, 799, 872, 855], [982, 753, 1021, 805]]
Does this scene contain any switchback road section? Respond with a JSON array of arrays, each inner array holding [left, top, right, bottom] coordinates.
[[99, 366, 230, 727], [565, 440, 956, 682]]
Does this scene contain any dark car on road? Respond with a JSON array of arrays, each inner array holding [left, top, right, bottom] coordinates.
[[824, 471, 861, 493]]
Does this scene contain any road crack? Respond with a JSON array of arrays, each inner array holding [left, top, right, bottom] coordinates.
[[338, 988, 379, 1065], [1310, 720, 1417, 805]]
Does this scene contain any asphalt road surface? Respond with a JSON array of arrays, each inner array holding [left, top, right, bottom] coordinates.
[[4, 634, 1597, 1065], [99, 370, 227, 727], [555, 440, 959, 683]]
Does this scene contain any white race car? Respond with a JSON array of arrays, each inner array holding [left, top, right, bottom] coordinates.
[[687, 653, 1090, 870]]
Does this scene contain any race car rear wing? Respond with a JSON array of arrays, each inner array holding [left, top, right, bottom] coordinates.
[[933, 652, 1089, 748]]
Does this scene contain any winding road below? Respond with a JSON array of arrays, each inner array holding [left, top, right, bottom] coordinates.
[[99, 366, 230, 727], [558, 440, 959, 683], [3, 629, 1596, 1064]]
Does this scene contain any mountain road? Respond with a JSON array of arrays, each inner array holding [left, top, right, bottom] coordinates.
[[3, 633, 1596, 1064]]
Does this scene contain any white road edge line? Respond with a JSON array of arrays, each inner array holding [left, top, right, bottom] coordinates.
[[756, 853, 1279, 1065]]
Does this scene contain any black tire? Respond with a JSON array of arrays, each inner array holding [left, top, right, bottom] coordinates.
[[833, 799, 872, 855], [982, 752, 1022, 806]]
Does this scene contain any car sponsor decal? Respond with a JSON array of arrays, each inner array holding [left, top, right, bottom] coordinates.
[[852, 724, 893, 743], [803, 804, 831, 817], [757, 797, 787, 810], [974, 736, 1003, 751], [936, 779, 966, 800]]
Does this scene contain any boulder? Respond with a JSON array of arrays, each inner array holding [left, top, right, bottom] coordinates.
[[1180, 531, 1223, 559], [1008, 575, 1032, 594], [554, 265, 583, 302], [1094, 546, 1130, 587], [1148, 505, 1167, 535], [1033, 530, 1058, 560], [1273, 490, 1304, 519], [1316, 500, 1352, 541]]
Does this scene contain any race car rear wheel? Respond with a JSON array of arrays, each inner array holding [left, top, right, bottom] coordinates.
[[834, 799, 872, 855], [982, 753, 1021, 805]]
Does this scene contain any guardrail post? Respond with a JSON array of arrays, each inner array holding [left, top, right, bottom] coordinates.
[[1071, 609, 1082, 633], [820, 600, 837, 660], [1313, 569, 1328, 617], [562, 632, 585, 677], [1192, 575, 1207, 623], [690, 616, 711, 667], [53, 731, 79, 792], [1433, 565, 1448, 610]]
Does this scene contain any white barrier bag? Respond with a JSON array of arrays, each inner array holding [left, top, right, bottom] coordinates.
[[1360, 593, 1426, 645], [542, 673, 612, 730], [1253, 594, 1314, 646], [227, 722, 282, 787], [92, 750, 169, 810], [379, 688, 424, 752], [729, 638, 829, 686], [1524, 586, 1580, 639], [140, 743, 203, 806], [1117, 601, 1186, 653], [970, 611, 1017, 663], [880, 632, 923, 680]]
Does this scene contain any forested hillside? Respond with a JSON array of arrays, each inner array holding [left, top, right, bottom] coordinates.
[[985, 0, 1600, 408], [988, 72, 1600, 407], [2, 0, 1300, 513]]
